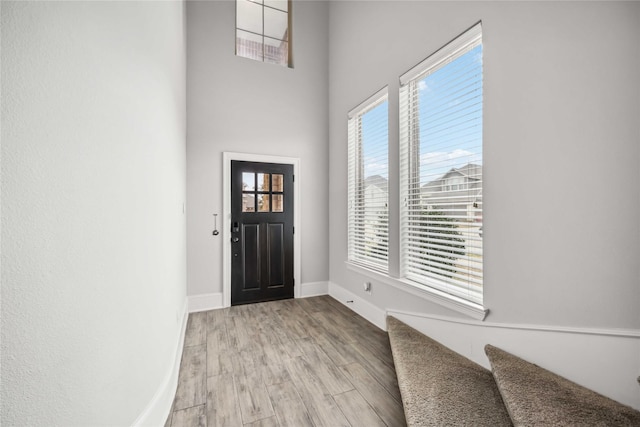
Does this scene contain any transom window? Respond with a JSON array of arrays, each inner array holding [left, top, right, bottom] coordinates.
[[236, 0, 291, 67]]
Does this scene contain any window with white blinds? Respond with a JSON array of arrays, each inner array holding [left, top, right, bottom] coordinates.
[[399, 23, 483, 305], [348, 88, 389, 272]]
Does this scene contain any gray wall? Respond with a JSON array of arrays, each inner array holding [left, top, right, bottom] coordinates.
[[186, 0, 329, 297], [1, 2, 187, 425], [329, 1, 640, 329]]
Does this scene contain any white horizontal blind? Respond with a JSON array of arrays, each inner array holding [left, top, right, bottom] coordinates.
[[400, 23, 483, 305], [348, 88, 389, 272]]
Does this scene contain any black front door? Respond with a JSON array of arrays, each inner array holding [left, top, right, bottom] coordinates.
[[231, 161, 294, 305]]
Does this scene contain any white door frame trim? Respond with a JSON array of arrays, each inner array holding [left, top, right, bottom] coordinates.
[[222, 152, 301, 308]]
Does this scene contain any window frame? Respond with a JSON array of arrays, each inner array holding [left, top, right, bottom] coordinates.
[[399, 22, 484, 308], [347, 87, 390, 274]]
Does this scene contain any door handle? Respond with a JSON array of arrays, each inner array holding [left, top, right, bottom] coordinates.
[[232, 237, 239, 243]]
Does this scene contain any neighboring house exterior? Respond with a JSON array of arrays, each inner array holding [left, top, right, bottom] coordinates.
[[364, 174, 388, 210], [359, 174, 389, 261], [361, 167, 482, 222], [421, 163, 482, 222]]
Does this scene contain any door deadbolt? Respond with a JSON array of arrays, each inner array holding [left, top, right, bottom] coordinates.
[[232, 237, 240, 243]]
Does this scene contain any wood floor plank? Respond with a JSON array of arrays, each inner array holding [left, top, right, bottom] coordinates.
[[174, 344, 207, 410], [206, 374, 243, 427], [350, 318, 395, 368], [232, 348, 260, 377], [207, 307, 229, 330], [248, 301, 270, 318], [267, 381, 314, 427], [326, 310, 363, 335], [273, 298, 297, 313], [245, 416, 280, 427], [185, 312, 207, 347], [285, 356, 350, 427], [308, 295, 344, 314], [296, 296, 324, 314], [207, 349, 235, 377], [312, 333, 358, 367], [334, 389, 387, 427], [226, 315, 256, 353], [259, 315, 290, 344], [316, 332, 362, 366], [322, 295, 361, 318], [235, 370, 276, 424], [349, 339, 402, 402], [311, 300, 359, 330], [227, 303, 250, 317], [297, 341, 354, 395], [255, 319, 284, 348], [349, 311, 385, 336], [308, 311, 355, 345], [312, 310, 361, 343], [295, 337, 318, 355], [339, 362, 406, 427], [278, 339, 304, 359], [297, 309, 333, 340], [356, 333, 395, 369], [207, 323, 230, 355], [269, 341, 296, 362], [275, 308, 313, 340], [259, 344, 292, 386], [170, 405, 206, 427]]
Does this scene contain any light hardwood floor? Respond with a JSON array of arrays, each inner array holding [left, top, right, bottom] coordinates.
[[165, 295, 406, 427]]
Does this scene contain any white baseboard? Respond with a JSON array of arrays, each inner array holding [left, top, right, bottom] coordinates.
[[328, 281, 386, 330], [387, 309, 640, 411], [299, 281, 328, 298], [188, 292, 223, 313], [133, 298, 188, 427]]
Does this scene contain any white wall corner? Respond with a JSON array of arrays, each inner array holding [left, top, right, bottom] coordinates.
[[299, 281, 329, 298], [188, 293, 224, 313], [132, 299, 188, 427], [328, 281, 387, 330]]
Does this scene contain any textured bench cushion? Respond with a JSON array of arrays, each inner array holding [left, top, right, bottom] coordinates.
[[485, 344, 640, 426], [387, 316, 512, 427]]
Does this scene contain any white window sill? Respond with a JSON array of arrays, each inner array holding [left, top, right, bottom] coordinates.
[[345, 261, 489, 321]]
